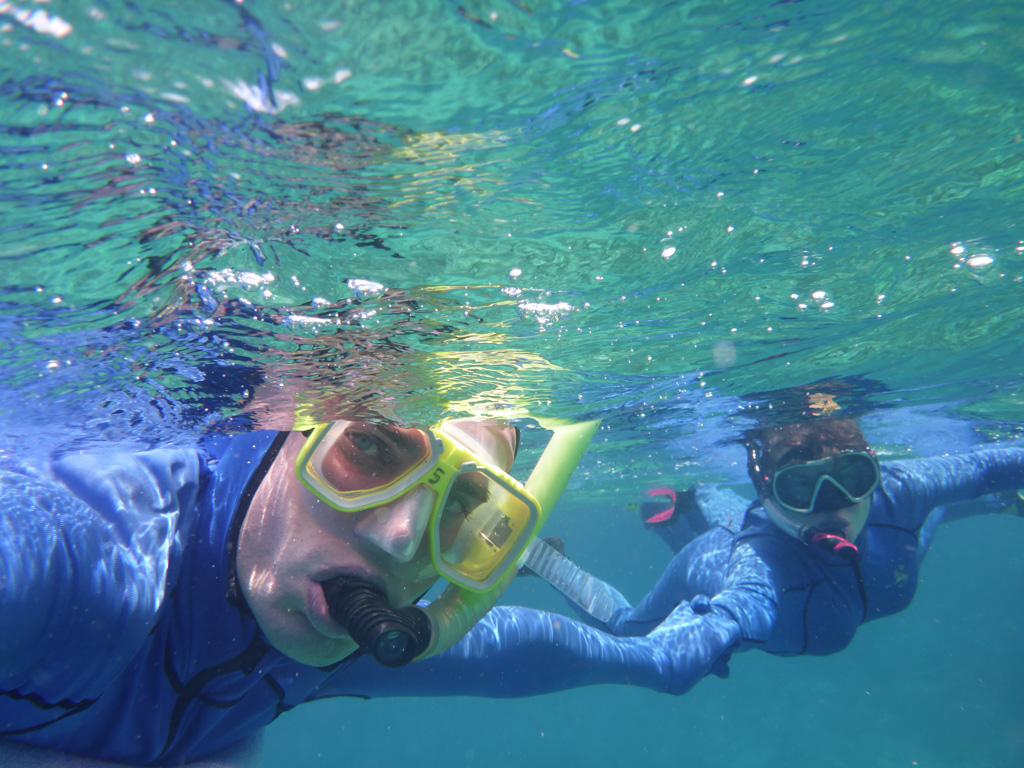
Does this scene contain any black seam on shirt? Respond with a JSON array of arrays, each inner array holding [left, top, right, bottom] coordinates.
[[304, 691, 372, 702], [774, 576, 828, 655], [851, 558, 869, 622], [798, 582, 817, 653], [159, 630, 270, 760], [260, 673, 298, 720], [0, 689, 97, 736], [739, 499, 762, 530], [301, 654, 368, 703], [0, 687, 92, 713], [868, 521, 919, 536], [164, 638, 184, 693]]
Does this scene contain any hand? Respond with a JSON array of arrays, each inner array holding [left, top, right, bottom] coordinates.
[[642, 596, 741, 696], [1001, 489, 1024, 517]]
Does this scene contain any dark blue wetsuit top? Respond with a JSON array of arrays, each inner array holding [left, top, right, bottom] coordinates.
[[0, 432, 687, 766], [607, 450, 1024, 659]]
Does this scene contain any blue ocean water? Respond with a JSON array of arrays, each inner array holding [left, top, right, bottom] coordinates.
[[1, 1, 1022, 766]]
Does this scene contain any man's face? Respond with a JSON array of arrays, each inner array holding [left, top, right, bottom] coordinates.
[[235, 420, 516, 666]]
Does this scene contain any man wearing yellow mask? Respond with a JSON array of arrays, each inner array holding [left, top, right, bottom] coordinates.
[[0, 418, 690, 767]]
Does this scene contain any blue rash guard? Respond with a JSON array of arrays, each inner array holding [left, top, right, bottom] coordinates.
[[607, 449, 1024, 660], [0, 432, 687, 766]]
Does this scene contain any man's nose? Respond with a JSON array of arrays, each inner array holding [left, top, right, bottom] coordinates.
[[353, 485, 433, 562], [812, 478, 851, 514]]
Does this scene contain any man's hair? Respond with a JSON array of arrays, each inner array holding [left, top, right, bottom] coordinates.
[[745, 418, 869, 495]]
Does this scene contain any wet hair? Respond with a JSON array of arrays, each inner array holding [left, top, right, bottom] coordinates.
[[745, 418, 869, 496]]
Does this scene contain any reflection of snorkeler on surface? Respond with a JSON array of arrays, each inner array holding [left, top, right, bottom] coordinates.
[[117, 108, 508, 330], [582, 411, 1024, 688], [0, 413, 719, 768]]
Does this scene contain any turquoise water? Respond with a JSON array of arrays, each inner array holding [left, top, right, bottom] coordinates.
[[2, 1, 1022, 766]]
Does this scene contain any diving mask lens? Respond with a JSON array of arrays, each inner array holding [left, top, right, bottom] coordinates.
[[771, 451, 879, 513], [297, 421, 443, 510], [296, 420, 540, 591], [432, 465, 539, 591]]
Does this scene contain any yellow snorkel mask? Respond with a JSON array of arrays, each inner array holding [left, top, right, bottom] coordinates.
[[297, 419, 542, 592], [303, 416, 599, 666]]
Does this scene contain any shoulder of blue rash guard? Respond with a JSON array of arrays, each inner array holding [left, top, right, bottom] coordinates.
[[202, 431, 287, 503]]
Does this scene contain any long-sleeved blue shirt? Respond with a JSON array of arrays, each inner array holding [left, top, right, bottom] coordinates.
[[0, 432, 689, 766]]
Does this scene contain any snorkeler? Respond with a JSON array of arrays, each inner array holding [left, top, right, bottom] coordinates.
[[599, 415, 1024, 669], [0, 417, 699, 767]]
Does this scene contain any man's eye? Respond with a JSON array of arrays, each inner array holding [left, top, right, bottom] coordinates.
[[350, 432, 382, 457], [443, 494, 474, 519]]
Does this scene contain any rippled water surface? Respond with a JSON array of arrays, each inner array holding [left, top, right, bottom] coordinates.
[[2, 1, 1023, 766]]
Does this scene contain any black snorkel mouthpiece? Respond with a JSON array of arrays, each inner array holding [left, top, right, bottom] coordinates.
[[322, 577, 431, 667]]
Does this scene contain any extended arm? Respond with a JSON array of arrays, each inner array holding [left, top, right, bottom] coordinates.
[[880, 447, 1024, 530], [607, 527, 776, 646], [318, 527, 775, 701], [319, 600, 734, 699]]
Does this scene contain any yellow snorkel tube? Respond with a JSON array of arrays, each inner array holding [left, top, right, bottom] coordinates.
[[412, 417, 600, 660]]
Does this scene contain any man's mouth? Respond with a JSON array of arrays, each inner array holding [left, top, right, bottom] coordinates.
[[306, 580, 350, 639]]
